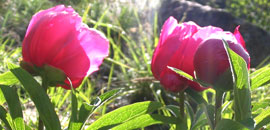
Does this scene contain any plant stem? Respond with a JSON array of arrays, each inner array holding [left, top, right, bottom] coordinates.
[[214, 90, 224, 128], [38, 75, 48, 130], [179, 91, 185, 118], [38, 118, 44, 130]]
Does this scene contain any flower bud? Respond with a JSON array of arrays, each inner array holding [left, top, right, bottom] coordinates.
[[194, 35, 250, 91]]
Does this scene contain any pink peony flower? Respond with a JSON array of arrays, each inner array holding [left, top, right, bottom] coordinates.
[[22, 5, 109, 89], [193, 26, 250, 89], [151, 16, 249, 92]]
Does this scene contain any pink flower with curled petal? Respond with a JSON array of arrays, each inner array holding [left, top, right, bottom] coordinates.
[[152, 16, 211, 92], [151, 16, 249, 92], [22, 5, 109, 89], [193, 26, 250, 90]]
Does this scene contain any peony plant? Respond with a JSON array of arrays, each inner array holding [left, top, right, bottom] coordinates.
[[21, 5, 109, 89], [0, 3, 270, 130], [151, 16, 254, 129]]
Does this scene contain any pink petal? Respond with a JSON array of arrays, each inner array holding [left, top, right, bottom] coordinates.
[[159, 69, 188, 92], [152, 21, 200, 79], [151, 34, 182, 80], [234, 25, 246, 48], [158, 16, 178, 46], [78, 27, 109, 75], [187, 81, 209, 91], [192, 26, 223, 44], [50, 26, 109, 86], [25, 5, 75, 37], [22, 5, 81, 66]]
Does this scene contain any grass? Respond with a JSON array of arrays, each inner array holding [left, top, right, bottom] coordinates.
[[0, 0, 270, 129]]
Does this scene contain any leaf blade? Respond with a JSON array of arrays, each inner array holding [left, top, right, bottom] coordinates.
[[111, 114, 180, 130], [86, 101, 162, 130], [0, 71, 18, 86], [254, 107, 270, 130], [250, 64, 270, 89], [0, 85, 24, 130], [222, 39, 252, 121], [8, 63, 61, 130], [215, 119, 249, 130]]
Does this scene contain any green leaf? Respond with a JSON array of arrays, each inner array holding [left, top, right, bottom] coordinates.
[[98, 89, 122, 104], [86, 101, 162, 130], [168, 66, 212, 87], [111, 114, 179, 130], [77, 103, 94, 124], [164, 105, 189, 129], [168, 66, 194, 81], [185, 102, 195, 123], [0, 85, 24, 130], [222, 39, 252, 121], [250, 64, 270, 89], [252, 102, 270, 112], [254, 107, 270, 130], [8, 63, 61, 130], [43, 65, 66, 86], [191, 108, 207, 130], [80, 89, 122, 122], [239, 118, 255, 130], [185, 88, 214, 130], [185, 88, 207, 105], [69, 89, 122, 130], [166, 105, 180, 117], [68, 91, 79, 130], [0, 106, 12, 130], [0, 71, 18, 85], [215, 119, 249, 130], [204, 105, 214, 130], [0, 88, 5, 105]]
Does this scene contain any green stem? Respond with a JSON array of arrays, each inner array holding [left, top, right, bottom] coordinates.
[[178, 90, 187, 130], [179, 91, 185, 118], [38, 118, 44, 130], [38, 75, 48, 130], [214, 90, 224, 128]]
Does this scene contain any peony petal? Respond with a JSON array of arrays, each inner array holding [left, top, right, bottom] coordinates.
[[152, 21, 200, 80], [78, 27, 110, 75], [50, 26, 109, 86], [192, 26, 223, 44], [187, 81, 209, 91], [234, 25, 246, 48], [61, 78, 84, 89], [25, 5, 75, 37], [158, 16, 178, 46], [159, 69, 188, 92], [22, 6, 82, 66], [151, 34, 182, 80]]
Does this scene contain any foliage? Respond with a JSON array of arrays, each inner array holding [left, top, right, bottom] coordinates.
[[0, 0, 270, 130], [226, 0, 270, 31], [187, 0, 270, 31]]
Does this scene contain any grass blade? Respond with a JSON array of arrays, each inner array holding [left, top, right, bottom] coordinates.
[[0, 85, 24, 130]]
